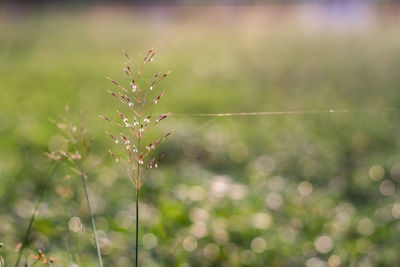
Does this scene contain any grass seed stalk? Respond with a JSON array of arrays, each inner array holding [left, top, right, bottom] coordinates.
[[102, 49, 172, 266], [47, 107, 103, 267]]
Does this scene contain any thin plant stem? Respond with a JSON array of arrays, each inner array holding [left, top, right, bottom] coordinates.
[[15, 163, 59, 267], [135, 98, 142, 267], [79, 169, 103, 267], [106, 50, 171, 267], [135, 188, 139, 267]]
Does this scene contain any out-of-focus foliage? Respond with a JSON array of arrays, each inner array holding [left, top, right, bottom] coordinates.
[[1, 6, 400, 267]]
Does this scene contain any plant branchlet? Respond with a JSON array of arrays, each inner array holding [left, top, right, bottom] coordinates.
[[47, 107, 103, 267], [102, 49, 172, 267], [102, 49, 172, 190]]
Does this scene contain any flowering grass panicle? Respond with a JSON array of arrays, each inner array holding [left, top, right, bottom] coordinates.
[[102, 49, 172, 190], [47, 106, 93, 178], [101, 49, 172, 266], [46, 107, 103, 267]]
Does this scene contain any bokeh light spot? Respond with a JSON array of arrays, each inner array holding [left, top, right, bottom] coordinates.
[[369, 165, 384, 181], [183, 236, 198, 252], [190, 222, 208, 238], [265, 192, 283, 210], [314, 235, 333, 254], [392, 203, 400, 219], [328, 255, 341, 267], [252, 212, 272, 230], [380, 180, 395, 196], [203, 243, 220, 260], [250, 237, 266, 253], [298, 181, 313, 197], [68, 217, 82, 233], [269, 176, 286, 192], [143, 233, 158, 249], [356, 218, 375, 236]]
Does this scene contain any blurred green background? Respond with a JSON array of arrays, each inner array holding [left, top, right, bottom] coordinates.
[[2, 3, 400, 267]]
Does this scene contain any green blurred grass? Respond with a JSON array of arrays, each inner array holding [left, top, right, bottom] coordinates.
[[2, 6, 400, 266]]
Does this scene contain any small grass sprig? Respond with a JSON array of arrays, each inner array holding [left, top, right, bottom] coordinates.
[[47, 106, 103, 267], [14, 163, 59, 267], [102, 49, 172, 266], [15, 246, 55, 267], [29, 249, 55, 267]]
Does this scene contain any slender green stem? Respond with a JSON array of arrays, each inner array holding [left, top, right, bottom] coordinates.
[[135, 189, 140, 267], [135, 104, 141, 267], [15, 163, 59, 267], [80, 172, 103, 267]]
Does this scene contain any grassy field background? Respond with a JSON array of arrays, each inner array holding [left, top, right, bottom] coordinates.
[[2, 5, 400, 266]]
